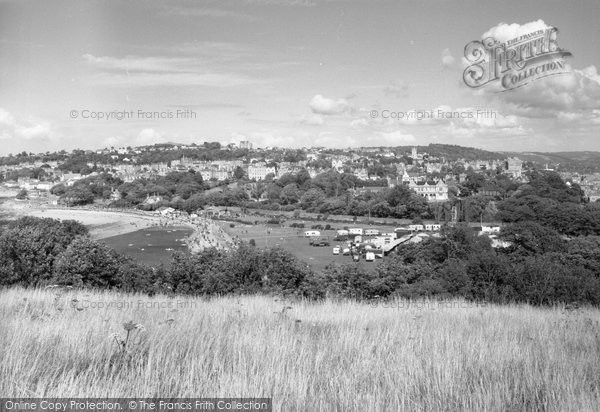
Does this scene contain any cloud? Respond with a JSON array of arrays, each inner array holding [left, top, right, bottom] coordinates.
[[347, 104, 529, 143], [488, 65, 600, 118], [0, 108, 54, 141], [300, 114, 325, 125], [230, 132, 247, 141], [376, 130, 416, 145], [101, 136, 120, 148], [83, 51, 256, 87], [243, 0, 316, 6], [466, 21, 600, 121], [441, 48, 455, 68], [383, 81, 409, 98], [482, 19, 551, 43], [163, 7, 258, 21], [350, 118, 369, 129], [135, 128, 165, 146], [309, 94, 350, 115]]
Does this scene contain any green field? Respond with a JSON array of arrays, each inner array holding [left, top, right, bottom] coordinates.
[[218, 221, 395, 271], [2, 287, 599, 411]]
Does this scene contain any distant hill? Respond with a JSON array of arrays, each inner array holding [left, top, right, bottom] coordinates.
[[391, 144, 506, 161], [424, 144, 506, 161], [505, 151, 600, 173]]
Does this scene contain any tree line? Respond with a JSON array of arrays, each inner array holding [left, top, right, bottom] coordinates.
[[1, 216, 599, 306]]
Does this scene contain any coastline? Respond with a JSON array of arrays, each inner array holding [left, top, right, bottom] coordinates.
[[0, 199, 237, 253]]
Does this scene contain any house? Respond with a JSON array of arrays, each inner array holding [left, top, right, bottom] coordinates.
[[481, 226, 501, 234], [353, 168, 369, 180], [144, 194, 163, 205], [478, 184, 503, 198], [239, 140, 253, 150], [247, 163, 276, 181], [408, 179, 449, 201], [505, 157, 523, 178]]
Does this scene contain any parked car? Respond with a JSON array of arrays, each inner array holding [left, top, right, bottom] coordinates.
[[310, 237, 330, 247], [342, 248, 351, 255], [332, 246, 340, 255], [365, 251, 375, 262]]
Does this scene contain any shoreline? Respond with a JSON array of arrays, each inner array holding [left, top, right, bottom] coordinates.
[[0, 202, 183, 239], [0, 200, 237, 253]]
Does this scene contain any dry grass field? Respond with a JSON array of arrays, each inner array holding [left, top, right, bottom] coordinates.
[[1, 287, 599, 411]]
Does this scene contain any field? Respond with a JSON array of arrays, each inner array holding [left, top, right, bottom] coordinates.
[[1, 288, 600, 411], [218, 221, 401, 272]]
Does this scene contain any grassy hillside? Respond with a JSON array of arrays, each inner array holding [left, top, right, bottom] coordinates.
[[388, 144, 506, 161], [1, 288, 599, 411], [506, 151, 600, 173]]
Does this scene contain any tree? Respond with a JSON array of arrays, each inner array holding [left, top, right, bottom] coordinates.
[[52, 238, 126, 287], [15, 189, 28, 200], [499, 221, 564, 256], [0, 217, 88, 286], [233, 166, 245, 180], [281, 183, 301, 205], [265, 184, 282, 202], [62, 186, 94, 206], [299, 188, 326, 211]]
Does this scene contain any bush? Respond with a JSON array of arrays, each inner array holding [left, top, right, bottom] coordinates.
[[0, 217, 89, 286]]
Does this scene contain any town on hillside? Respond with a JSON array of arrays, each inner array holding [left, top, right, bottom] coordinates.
[[2, 142, 599, 208]]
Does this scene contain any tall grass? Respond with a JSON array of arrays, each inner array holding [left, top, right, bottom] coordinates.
[[1, 287, 599, 411]]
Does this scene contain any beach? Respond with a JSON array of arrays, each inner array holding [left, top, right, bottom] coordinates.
[[0, 199, 238, 256], [0, 200, 174, 239]]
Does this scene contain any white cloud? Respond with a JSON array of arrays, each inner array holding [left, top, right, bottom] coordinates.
[[83, 53, 256, 87], [482, 20, 551, 43], [376, 130, 416, 145], [383, 81, 409, 98], [101, 136, 120, 148], [350, 118, 369, 129], [489, 65, 600, 118], [441, 48, 455, 68], [163, 7, 258, 21], [135, 128, 165, 146], [230, 132, 247, 141], [300, 114, 325, 125], [309, 94, 350, 115], [0, 108, 55, 141], [467, 21, 599, 122]]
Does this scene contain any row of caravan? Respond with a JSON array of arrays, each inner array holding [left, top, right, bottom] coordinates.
[[306, 228, 381, 237], [306, 224, 444, 238], [405, 224, 442, 232], [335, 228, 386, 236]]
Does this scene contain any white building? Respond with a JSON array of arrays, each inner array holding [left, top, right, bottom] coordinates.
[[247, 164, 276, 181], [239, 140, 253, 150], [408, 179, 449, 201]]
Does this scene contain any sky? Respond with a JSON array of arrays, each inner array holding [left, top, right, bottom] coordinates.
[[0, 0, 599, 154]]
